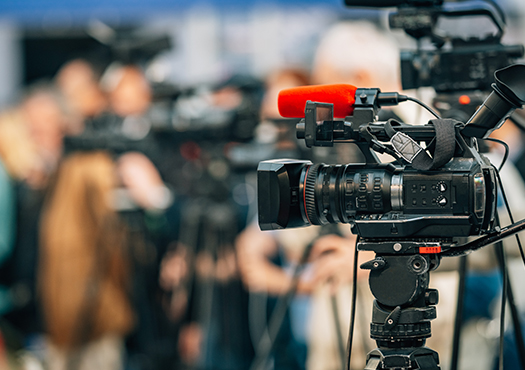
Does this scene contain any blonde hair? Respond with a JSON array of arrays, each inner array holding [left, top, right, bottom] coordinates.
[[0, 108, 40, 181], [39, 151, 134, 348]]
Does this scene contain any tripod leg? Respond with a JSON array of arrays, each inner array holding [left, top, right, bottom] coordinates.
[[364, 356, 381, 370], [414, 352, 441, 370]]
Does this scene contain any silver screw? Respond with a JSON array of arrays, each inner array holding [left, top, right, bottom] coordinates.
[[393, 243, 402, 252]]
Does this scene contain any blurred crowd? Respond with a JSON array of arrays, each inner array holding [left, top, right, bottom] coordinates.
[[0, 14, 524, 370]]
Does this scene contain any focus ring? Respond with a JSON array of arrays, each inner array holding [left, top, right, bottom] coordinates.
[[305, 164, 322, 225]]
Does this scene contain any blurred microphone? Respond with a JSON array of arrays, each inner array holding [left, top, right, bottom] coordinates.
[[278, 84, 357, 118]]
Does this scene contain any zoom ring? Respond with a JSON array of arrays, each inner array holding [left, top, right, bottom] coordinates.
[[304, 164, 322, 225]]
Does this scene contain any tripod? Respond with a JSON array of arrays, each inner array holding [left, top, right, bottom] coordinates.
[[359, 240, 443, 370]]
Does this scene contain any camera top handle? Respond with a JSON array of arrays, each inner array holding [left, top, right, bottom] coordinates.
[[344, 1, 506, 41], [298, 64, 525, 161]]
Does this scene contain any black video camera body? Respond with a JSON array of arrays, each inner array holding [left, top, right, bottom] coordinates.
[[258, 157, 495, 239], [258, 64, 525, 241]]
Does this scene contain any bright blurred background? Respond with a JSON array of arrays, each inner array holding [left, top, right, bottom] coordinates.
[[0, 1, 524, 370]]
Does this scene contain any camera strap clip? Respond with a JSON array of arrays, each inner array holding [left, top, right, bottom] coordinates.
[[386, 118, 457, 170], [390, 131, 423, 163]]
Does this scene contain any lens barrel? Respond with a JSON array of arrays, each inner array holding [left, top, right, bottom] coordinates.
[[300, 163, 402, 225]]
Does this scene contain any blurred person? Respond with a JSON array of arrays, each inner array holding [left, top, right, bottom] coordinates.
[[104, 64, 152, 118], [93, 63, 154, 142], [311, 20, 436, 128], [39, 151, 135, 370], [0, 108, 40, 312], [236, 221, 366, 369], [0, 94, 73, 367], [232, 68, 313, 370], [1, 85, 70, 343], [0, 109, 41, 185], [21, 84, 68, 188], [259, 68, 310, 121], [155, 77, 268, 370], [0, 108, 42, 368], [311, 22, 400, 90], [310, 20, 405, 167], [55, 59, 108, 134], [80, 62, 184, 369]]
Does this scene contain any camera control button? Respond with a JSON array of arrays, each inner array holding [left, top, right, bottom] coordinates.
[[437, 182, 447, 193], [437, 196, 448, 206]]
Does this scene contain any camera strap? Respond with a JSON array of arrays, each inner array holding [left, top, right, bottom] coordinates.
[[385, 118, 457, 171]]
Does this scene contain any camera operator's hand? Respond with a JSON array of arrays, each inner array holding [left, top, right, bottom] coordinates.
[[307, 234, 370, 294], [117, 152, 172, 211], [159, 245, 188, 291], [236, 224, 294, 295]]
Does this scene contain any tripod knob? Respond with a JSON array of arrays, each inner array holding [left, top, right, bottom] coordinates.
[[425, 289, 439, 305], [384, 306, 401, 330], [360, 257, 387, 271]]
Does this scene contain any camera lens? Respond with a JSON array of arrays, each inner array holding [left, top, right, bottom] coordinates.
[[300, 163, 401, 225]]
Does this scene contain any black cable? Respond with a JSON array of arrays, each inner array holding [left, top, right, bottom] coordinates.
[[493, 167, 525, 268], [406, 96, 441, 119], [345, 238, 359, 370], [497, 239, 507, 370], [485, 138, 510, 171]]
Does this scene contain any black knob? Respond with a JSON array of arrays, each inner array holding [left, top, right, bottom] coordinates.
[[360, 257, 386, 271], [437, 181, 447, 193], [425, 289, 439, 305], [296, 122, 305, 139], [437, 195, 448, 206]]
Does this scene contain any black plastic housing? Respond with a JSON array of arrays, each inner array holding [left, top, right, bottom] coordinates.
[[257, 159, 311, 230], [258, 158, 496, 239]]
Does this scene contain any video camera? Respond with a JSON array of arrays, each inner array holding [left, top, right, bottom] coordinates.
[[345, 0, 524, 92], [258, 0, 525, 243], [255, 2, 525, 368], [258, 64, 525, 241]]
